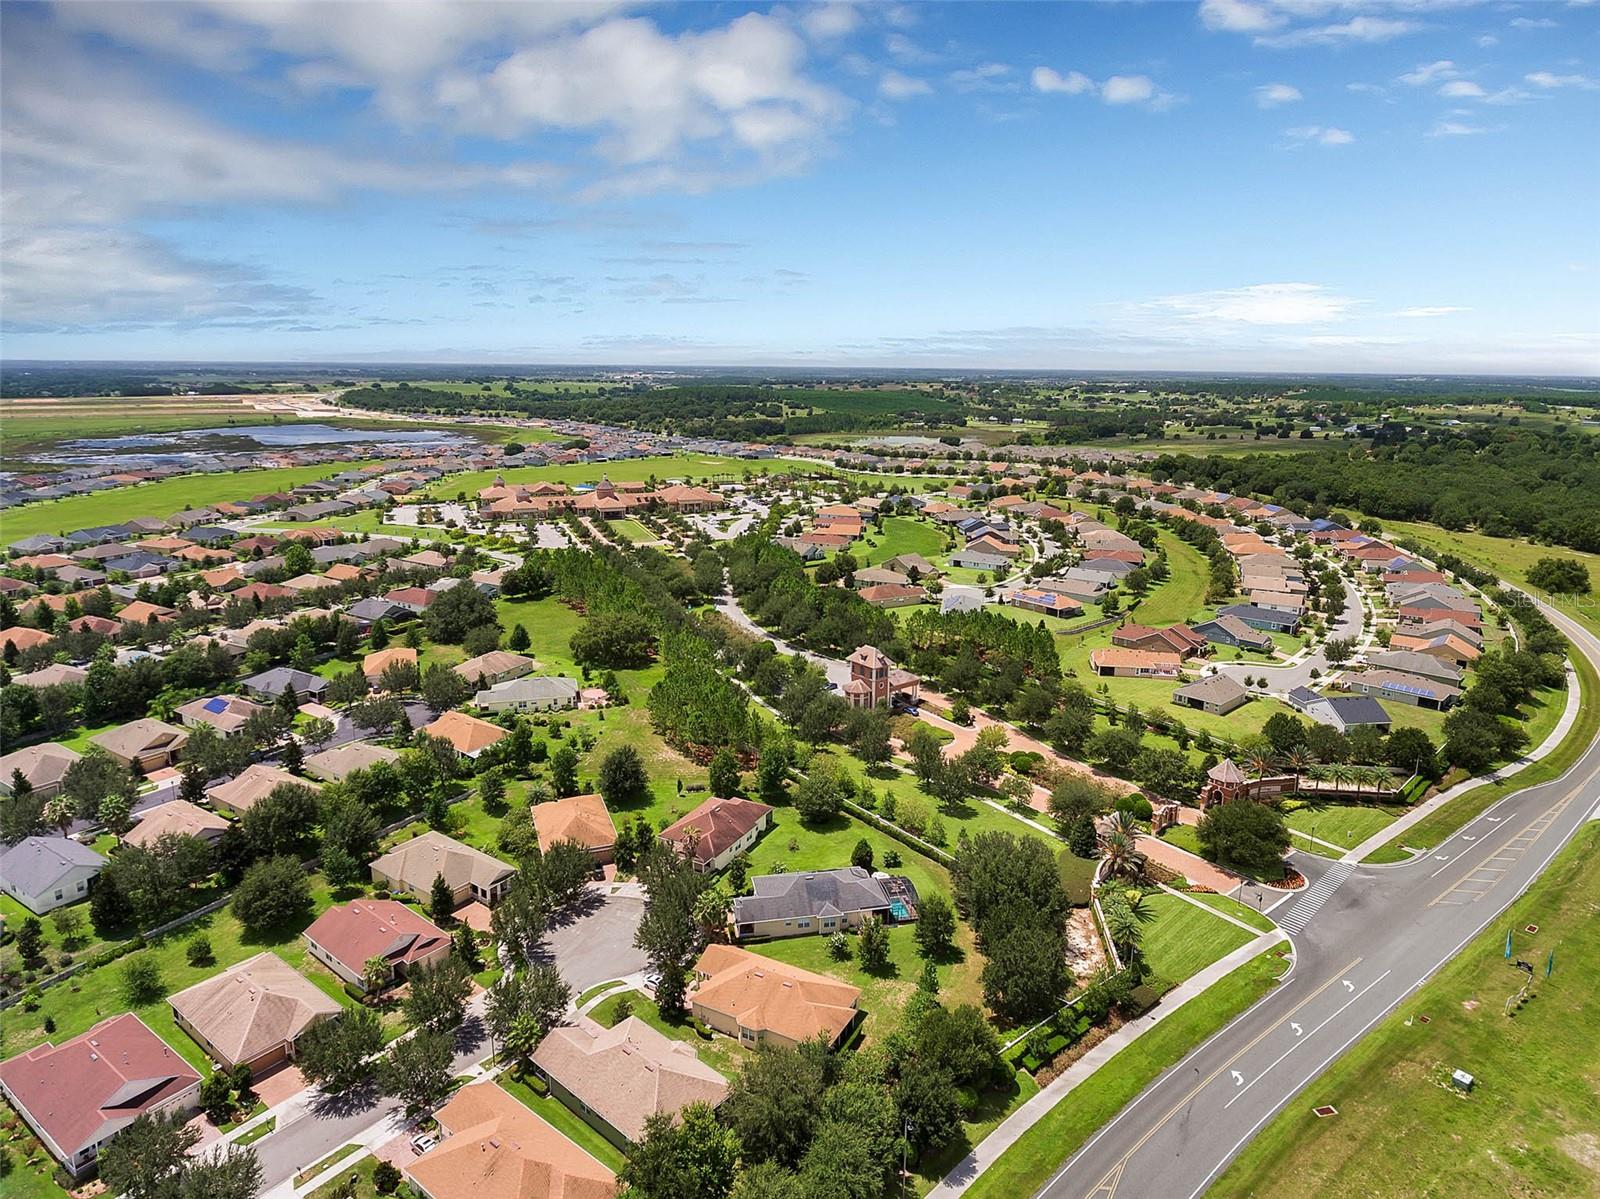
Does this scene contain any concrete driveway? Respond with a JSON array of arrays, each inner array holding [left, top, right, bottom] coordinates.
[[537, 886, 648, 993]]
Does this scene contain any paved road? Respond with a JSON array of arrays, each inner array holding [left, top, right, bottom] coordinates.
[[1208, 562, 1368, 693], [1026, 596, 1600, 1199]]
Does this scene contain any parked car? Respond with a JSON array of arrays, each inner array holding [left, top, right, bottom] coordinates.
[[411, 1133, 438, 1154]]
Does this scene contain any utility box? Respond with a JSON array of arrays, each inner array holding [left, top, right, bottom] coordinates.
[[1451, 1069, 1475, 1092]]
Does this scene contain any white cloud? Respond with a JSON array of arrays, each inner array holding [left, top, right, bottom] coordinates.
[[1199, 0, 1286, 34], [879, 69, 932, 99], [1429, 119, 1500, 136], [1257, 16, 1421, 49], [798, 3, 862, 40], [1510, 16, 1559, 29], [1476, 34, 1499, 47], [1399, 60, 1459, 86], [1255, 82, 1302, 107], [1139, 282, 1359, 325], [1032, 66, 1094, 95], [1526, 70, 1599, 89], [1439, 80, 1486, 97], [1286, 125, 1355, 146], [949, 62, 1013, 92], [1033, 67, 1172, 108], [1393, 306, 1471, 317], [1346, 82, 1387, 96]]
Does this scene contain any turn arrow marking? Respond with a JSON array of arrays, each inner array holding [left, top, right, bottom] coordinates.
[[1231, 1071, 1244, 1087], [1342, 979, 1355, 993], [1291, 1023, 1303, 1037]]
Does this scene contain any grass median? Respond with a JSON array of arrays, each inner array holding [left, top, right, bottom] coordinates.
[[962, 946, 1290, 1199], [1212, 822, 1600, 1199]]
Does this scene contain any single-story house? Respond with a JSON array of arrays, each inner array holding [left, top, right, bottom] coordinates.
[[304, 740, 400, 782], [362, 646, 419, 681], [1217, 603, 1300, 633], [857, 582, 927, 607], [1363, 650, 1465, 687], [302, 899, 451, 993], [731, 865, 911, 941], [175, 694, 267, 736], [533, 793, 616, 862], [8, 663, 89, 690], [1008, 589, 1084, 618], [370, 830, 515, 906], [241, 667, 330, 703], [1291, 691, 1394, 733], [1112, 623, 1208, 658], [123, 800, 230, 849], [0, 836, 106, 914], [345, 597, 406, 628], [1388, 631, 1481, 666], [421, 710, 508, 759], [452, 650, 536, 687], [169, 951, 341, 1073], [0, 1014, 202, 1178], [852, 566, 912, 587], [1172, 673, 1251, 715], [404, 1082, 616, 1199], [948, 549, 1012, 572], [207, 763, 317, 817], [1347, 668, 1461, 710], [1191, 614, 1276, 652], [531, 1016, 727, 1148], [0, 742, 81, 800], [474, 674, 580, 713], [658, 796, 774, 873], [89, 718, 188, 773], [0, 626, 54, 655], [1089, 647, 1183, 678], [690, 944, 861, 1051]]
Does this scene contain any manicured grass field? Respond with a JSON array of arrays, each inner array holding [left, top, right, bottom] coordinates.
[[962, 947, 1292, 1199], [854, 515, 949, 568], [1136, 891, 1256, 994], [1183, 889, 1277, 933], [420, 455, 771, 500], [1213, 824, 1600, 1199], [0, 461, 387, 541], [307, 1153, 382, 1199], [1122, 528, 1210, 628], [1286, 803, 1402, 851], [607, 517, 658, 544]]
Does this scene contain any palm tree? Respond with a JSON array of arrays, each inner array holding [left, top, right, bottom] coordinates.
[[1244, 749, 1277, 781], [1101, 829, 1146, 881], [1283, 747, 1315, 792], [1107, 809, 1141, 838], [1327, 763, 1356, 797]]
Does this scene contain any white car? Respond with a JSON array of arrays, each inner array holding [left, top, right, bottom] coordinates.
[[411, 1133, 438, 1155]]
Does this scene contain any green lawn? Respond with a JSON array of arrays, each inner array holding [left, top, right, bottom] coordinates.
[[1123, 527, 1210, 628], [498, 1073, 628, 1172], [1159, 823, 1203, 855], [854, 516, 949, 568], [1182, 889, 1277, 933], [1285, 803, 1402, 851], [1213, 824, 1600, 1199], [913, 1068, 1042, 1194], [608, 517, 657, 544], [421, 455, 769, 501], [963, 947, 1292, 1199], [307, 1153, 382, 1199], [0, 1097, 72, 1198], [1136, 891, 1256, 994], [0, 461, 388, 541]]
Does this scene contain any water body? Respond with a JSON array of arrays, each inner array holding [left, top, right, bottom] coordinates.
[[43, 422, 469, 467]]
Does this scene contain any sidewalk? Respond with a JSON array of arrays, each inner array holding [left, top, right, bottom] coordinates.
[[1342, 660, 1581, 863], [928, 930, 1288, 1197]]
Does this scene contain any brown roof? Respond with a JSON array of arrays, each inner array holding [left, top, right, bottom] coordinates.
[[371, 830, 514, 895], [304, 740, 400, 781], [0, 742, 80, 792], [692, 944, 860, 1046], [363, 647, 418, 679], [533, 794, 615, 854], [90, 718, 187, 762], [0, 1013, 200, 1159], [303, 899, 449, 976], [168, 952, 340, 1068], [659, 797, 773, 867], [406, 1082, 616, 1199], [530, 1017, 726, 1143], [206, 763, 317, 815], [423, 710, 508, 757], [453, 650, 537, 682], [1090, 647, 1183, 672], [123, 800, 230, 849], [0, 626, 54, 652], [175, 694, 265, 735]]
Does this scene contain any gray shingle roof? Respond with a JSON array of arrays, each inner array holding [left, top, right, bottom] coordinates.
[[732, 866, 892, 925], [0, 836, 106, 895]]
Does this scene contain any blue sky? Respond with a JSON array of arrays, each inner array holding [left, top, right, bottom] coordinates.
[[2, 0, 1596, 372]]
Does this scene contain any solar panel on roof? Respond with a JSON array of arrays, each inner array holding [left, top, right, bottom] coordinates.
[[203, 697, 229, 713]]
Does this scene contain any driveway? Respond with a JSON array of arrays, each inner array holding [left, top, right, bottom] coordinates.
[[536, 886, 647, 993]]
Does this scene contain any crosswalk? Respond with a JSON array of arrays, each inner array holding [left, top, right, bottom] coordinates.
[[1277, 862, 1356, 934]]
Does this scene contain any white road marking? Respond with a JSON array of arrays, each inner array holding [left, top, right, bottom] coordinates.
[[1342, 979, 1355, 993], [1231, 1071, 1244, 1086], [1224, 971, 1393, 1110], [1291, 1023, 1303, 1037]]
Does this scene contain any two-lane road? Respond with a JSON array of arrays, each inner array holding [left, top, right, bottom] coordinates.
[[1032, 597, 1600, 1199]]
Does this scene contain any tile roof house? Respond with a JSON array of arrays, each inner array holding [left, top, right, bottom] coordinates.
[[690, 944, 862, 1050], [370, 830, 515, 906], [207, 763, 318, 817], [453, 650, 537, 687], [302, 899, 450, 993], [1172, 673, 1251, 715], [1089, 647, 1183, 678], [0, 1013, 201, 1178], [304, 740, 401, 782], [0, 836, 107, 914], [175, 693, 266, 736], [1111, 623, 1208, 658], [0, 625, 54, 654], [422, 710, 509, 759], [533, 794, 616, 861], [658, 797, 774, 874], [363, 646, 419, 681], [0, 742, 81, 800], [169, 951, 341, 1073], [731, 865, 907, 941], [90, 718, 188, 773], [531, 1016, 728, 1147], [475, 675, 580, 713], [123, 800, 231, 850], [403, 1081, 616, 1199]]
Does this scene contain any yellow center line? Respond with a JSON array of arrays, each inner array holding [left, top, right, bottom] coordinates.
[[1083, 957, 1363, 1198]]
